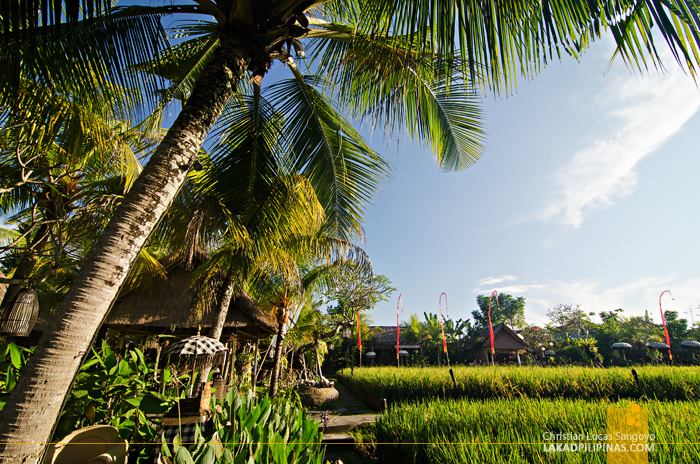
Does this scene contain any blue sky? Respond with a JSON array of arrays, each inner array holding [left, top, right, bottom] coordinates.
[[360, 37, 700, 328], [107, 3, 700, 329], [10, 5, 698, 330]]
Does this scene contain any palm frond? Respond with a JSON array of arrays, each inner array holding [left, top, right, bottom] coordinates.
[[122, 248, 167, 294], [1, 5, 169, 114], [196, 94, 288, 216], [0, 227, 22, 248], [266, 73, 391, 241], [308, 26, 485, 171], [134, 20, 222, 104], [0, 0, 112, 36], [325, 0, 700, 94]]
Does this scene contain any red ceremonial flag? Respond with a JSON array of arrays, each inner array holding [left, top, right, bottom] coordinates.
[[396, 294, 403, 360], [488, 290, 499, 355], [439, 292, 448, 353], [659, 290, 674, 361], [356, 309, 362, 352]]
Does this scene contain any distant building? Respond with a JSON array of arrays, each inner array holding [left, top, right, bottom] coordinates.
[[363, 326, 421, 365], [463, 323, 530, 364]]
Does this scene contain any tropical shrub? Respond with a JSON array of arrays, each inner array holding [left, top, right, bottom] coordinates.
[[160, 389, 325, 464], [0, 342, 34, 411], [56, 341, 183, 456]]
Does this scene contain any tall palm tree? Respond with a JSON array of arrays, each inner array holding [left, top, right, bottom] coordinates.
[[152, 85, 390, 337], [4, 2, 700, 461], [252, 247, 371, 398]]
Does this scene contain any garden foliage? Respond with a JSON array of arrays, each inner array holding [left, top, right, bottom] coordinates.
[[56, 341, 182, 443], [161, 389, 325, 464], [0, 343, 33, 412]]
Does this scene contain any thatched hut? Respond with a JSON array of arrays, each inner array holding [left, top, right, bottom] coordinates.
[[104, 265, 276, 342], [463, 323, 529, 364], [11, 260, 276, 349], [365, 326, 421, 365]]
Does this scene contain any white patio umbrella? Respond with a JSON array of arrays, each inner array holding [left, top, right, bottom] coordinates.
[[165, 335, 228, 396]]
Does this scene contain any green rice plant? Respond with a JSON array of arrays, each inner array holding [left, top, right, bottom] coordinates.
[[353, 398, 700, 464], [336, 366, 700, 408]]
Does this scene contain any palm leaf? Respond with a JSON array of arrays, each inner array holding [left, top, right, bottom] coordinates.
[[198, 94, 288, 216], [335, 0, 700, 93], [1, 5, 169, 115], [266, 74, 391, 241], [0, 0, 111, 35], [134, 20, 223, 104], [308, 24, 485, 171]]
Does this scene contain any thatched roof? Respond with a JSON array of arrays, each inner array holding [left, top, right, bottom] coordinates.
[[368, 326, 421, 350], [105, 266, 277, 341], [467, 323, 529, 353]]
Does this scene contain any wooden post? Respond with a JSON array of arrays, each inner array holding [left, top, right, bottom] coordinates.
[[222, 340, 231, 385], [252, 342, 258, 396], [116, 333, 124, 368], [227, 333, 237, 386], [154, 344, 162, 382], [300, 352, 308, 381]]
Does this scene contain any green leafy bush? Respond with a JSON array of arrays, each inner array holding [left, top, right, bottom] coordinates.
[[160, 389, 326, 464], [0, 342, 34, 411], [57, 341, 183, 447]]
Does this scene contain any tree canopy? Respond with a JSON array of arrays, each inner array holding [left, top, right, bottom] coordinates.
[[473, 293, 527, 330]]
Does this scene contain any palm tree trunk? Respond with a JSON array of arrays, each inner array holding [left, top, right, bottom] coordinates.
[[199, 267, 236, 389], [209, 268, 236, 341], [0, 37, 249, 463], [269, 307, 288, 399]]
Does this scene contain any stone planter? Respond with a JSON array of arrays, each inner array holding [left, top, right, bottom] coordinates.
[[296, 386, 339, 408]]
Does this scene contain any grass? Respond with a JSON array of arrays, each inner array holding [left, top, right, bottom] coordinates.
[[352, 398, 700, 463], [336, 365, 700, 408]]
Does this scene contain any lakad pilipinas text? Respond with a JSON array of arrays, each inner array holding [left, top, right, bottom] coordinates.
[[542, 404, 654, 463]]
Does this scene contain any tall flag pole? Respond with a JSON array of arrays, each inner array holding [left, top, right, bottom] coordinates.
[[659, 290, 674, 361], [488, 290, 499, 365], [440, 292, 457, 387], [356, 308, 362, 366], [439, 292, 449, 357], [397, 294, 403, 367]]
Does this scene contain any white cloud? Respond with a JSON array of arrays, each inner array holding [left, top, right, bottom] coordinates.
[[475, 275, 518, 286], [538, 66, 700, 228], [473, 276, 548, 295], [484, 284, 549, 294], [471, 275, 700, 325]]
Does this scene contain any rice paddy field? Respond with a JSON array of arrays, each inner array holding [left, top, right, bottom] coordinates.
[[336, 366, 700, 409], [351, 398, 700, 464], [337, 366, 700, 463]]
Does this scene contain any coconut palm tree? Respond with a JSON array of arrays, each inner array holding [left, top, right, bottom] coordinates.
[[4, 1, 700, 460], [149, 85, 390, 338]]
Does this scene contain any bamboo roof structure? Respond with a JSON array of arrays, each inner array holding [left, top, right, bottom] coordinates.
[[16, 257, 276, 345], [467, 323, 530, 353], [368, 326, 421, 350], [105, 265, 276, 341]]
